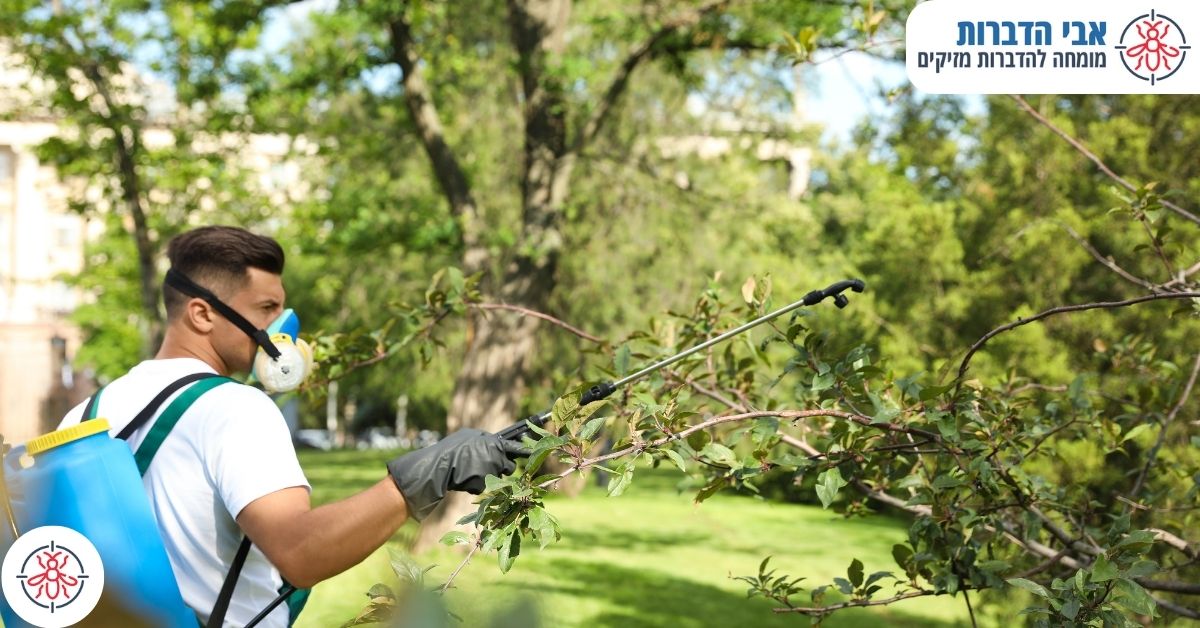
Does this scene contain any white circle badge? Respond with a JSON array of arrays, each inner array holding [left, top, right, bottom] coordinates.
[[2, 525, 104, 628]]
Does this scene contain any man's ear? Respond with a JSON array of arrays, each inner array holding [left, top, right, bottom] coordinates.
[[185, 297, 217, 333]]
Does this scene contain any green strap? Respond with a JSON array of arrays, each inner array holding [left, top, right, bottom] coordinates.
[[84, 386, 104, 420], [134, 377, 236, 475], [280, 580, 311, 626]]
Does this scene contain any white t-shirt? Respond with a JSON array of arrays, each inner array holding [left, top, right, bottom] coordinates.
[[60, 358, 310, 628]]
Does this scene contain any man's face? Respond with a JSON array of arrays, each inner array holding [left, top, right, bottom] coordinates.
[[211, 267, 286, 375]]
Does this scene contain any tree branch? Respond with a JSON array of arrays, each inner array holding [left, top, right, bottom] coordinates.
[[956, 292, 1200, 386], [387, 10, 485, 269], [1137, 579, 1200, 595], [1010, 95, 1200, 226], [1057, 222, 1160, 292], [537, 408, 935, 490], [471, 302, 606, 345], [1129, 350, 1200, 499], [1158, 258, 1200, 290], [571, 0, 733, 154], [52, 21, 162, 351], [1147, 528, 1197, 559], [1153, 597, 1200, 619], [771, 588, 984, 615]]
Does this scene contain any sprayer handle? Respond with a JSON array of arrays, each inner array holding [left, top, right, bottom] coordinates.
[[496, 381, 617, 442]]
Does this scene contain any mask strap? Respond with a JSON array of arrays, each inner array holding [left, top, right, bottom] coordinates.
[[165, 269, 282, 360]]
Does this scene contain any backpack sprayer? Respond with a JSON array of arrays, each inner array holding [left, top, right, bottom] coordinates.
[[497, 279, 866, 441]]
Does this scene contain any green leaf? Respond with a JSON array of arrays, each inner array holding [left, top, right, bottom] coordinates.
[[891, 544, 913, 570], [366, 583, 395, 600], [551, 392, 581, 426], [527, 507, 559, 550], [614, 344, 631, 376], [524, 446, 554, 475], [608, 462, 634, 497], [815, 468, 847, 509], [497, 530, 521, 574], [931, 474, 963, 490], [848, 558, 864, 588], [388, 548, 428, 585], [1006, 578, 1050, 598], [1120, 423, 1153, 443], [439, 531, 471, 547], [1090, 554, 1119, 582], [664, 448, 688, 473], [700, 443, 738, 466], [1061, 597, 1080, 620], [578, 416, 606, 441], [1124, 560, 1158, 578], [1113, 578, 1157, 616]]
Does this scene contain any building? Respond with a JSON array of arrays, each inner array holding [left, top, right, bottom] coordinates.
[[0, 119, 92, 443]]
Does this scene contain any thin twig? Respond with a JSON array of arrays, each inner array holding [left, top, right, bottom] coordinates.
[[771, 587, 984, 614], [664, 368, 747, 411], [956, 292, 1200, 387], [1159, 259, 1200, 290], [1010, 95, 1200, 226], [1153, 597, 1200, 620], [1129, 351, 1200, 500], [537, 408, 937, 489], [471, 303, 606, 345], [438, 537, 482, 594], [1057, 222, 1159, 291], [1015, 548, 1073, 579], [963, 589, 978, 628]]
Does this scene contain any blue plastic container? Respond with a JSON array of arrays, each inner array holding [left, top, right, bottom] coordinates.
[[0, 419, 197, 627]]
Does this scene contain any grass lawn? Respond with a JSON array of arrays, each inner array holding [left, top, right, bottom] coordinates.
[[295, 449, 976, 628]]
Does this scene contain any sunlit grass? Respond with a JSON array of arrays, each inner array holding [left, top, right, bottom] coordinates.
[[295, 449, 976, 628]]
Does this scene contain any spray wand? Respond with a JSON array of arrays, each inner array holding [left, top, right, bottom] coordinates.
[[497, 279, 865, 442], [245, 279, 864, 628]]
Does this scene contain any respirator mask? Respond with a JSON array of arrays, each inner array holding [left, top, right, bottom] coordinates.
[[165, 269, 313, 393]]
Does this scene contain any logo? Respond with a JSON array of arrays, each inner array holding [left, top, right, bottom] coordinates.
[[1116, 10, 1191, 84], [2, 526, 104, 628]]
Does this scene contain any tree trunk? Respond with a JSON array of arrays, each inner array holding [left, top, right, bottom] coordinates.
[[115, 131, 164, 354], [76, 55, 163, 354], [411, 0, 573, 553]]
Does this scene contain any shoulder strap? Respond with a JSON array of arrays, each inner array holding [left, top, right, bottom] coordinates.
[[117, 372, 223, 440], [82, 386, 104, 421], [133, 375, 235, 476], [207, 535, 252, 628], [97, 371, 268, 628]]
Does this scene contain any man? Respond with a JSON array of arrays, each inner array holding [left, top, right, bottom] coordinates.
[[59, 226, 524, 627]]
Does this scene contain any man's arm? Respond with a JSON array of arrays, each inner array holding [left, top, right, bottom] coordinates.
[[237, 478, 407, 588], [234, 428, 526, 588]]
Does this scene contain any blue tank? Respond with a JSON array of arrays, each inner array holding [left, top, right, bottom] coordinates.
[[0, 420, 197, 627]]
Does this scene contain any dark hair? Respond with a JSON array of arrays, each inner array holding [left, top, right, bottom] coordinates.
[[163, 226, 285, 319]]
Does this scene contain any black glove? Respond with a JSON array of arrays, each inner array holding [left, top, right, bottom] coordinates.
[[387, 428, 528, 521]]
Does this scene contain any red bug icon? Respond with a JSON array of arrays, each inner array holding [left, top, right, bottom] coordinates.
[[25, 550, 80, 602], [1125, 19, 1182, 72]]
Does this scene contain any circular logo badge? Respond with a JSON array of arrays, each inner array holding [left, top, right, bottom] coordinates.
[[1116, 9, 1191, 85], [2, 526, 104, 628]]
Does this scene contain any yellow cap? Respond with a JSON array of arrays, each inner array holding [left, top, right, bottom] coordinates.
[[26, 419, 111, 456]]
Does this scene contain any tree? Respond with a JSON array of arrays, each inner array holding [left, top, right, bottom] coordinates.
[[245, 0, 909, 550], [0, 0, 287, 360], [324, 90, 1200, 624]]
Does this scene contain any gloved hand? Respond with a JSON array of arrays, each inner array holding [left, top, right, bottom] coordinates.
[[387, 428, 528, 521]]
